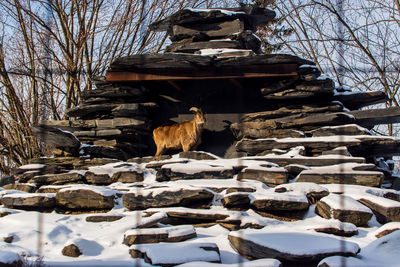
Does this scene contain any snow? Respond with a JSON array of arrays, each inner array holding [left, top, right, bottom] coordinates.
[[162, 161, 232, 174], [88, 162, 144, 176], [0, 250, 21, 264], [274, 182, 328, 195], [186, 8, 246, 16], [18, 164, 46, 170], [250, 191, 309, 204], [177, 258, 282, 267], [197, 48, 253, 56], [2, 193, 55, 198]]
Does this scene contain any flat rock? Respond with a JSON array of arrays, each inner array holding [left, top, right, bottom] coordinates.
[[179, 151, 219, 160], [315, 194, 373, 226], [156, 161, 234, 182], [310, 124, 371, 137], [129, 242, 221, 266], [122, 186, 214, 210], [33, 125, 80, 155], [85, 171, 112, 185], [166, 39, 242, 53], [85, 214, 124, 222], [55, 185, 116, 211], [297, 163, 384, 187], [222, 192, 251, 209], [356, 195, 400, 223], [27, 172, 85, 186], [307, 219, 358, 237], [123, 225, 196, 245], [229, 229, 360, 264], [373, 222, 400, 238], [2, 183, 36, 193], [333, 90, 389, 110], [251, 191, 310, 212], [1, 193, 56, 210], [230, 125, 305, 139], [28, 157, 119, 170], [176, 258, 282, 267], [150, 6, 276, 31], [274, 182, 329, 204], [238, 167, 288, 187]]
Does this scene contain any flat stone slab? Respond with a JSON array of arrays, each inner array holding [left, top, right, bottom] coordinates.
[[156, 161, 235, 181], [122, 186, 214, 210], [85, 214, 124, 222], [237, 167, 288, 187], [297, 163, 384, 187], [86, 162, 145, 184], [2, 183, 37, 193], [1, 193, 56, 210], [306, 219, 358, 237], [55, 185, 116, 210], [123, 225, 196, 245], [356, 195, 400, 223], [129, 242, 221, 266], [27, 172, 85, 186], [310, 124, 371, 137], [222, 192, 251, 209], [251, 191, 310, 211], [274, 182, 329, 204], [229, 229, 360, 263], [373, 222, 400, 238], [316, 194, 373, 226]]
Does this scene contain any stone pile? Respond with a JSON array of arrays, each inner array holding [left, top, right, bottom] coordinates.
[[150, 6, 275, 54]]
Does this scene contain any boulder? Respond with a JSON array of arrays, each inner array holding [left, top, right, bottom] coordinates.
[[222, 192, 251, 209], [85, 172, 112, 185], [55, 185, 116, 211], [111, 170, 144, 183], [229, 229, 360, 264], [123, 225, 196, 245], [129, 242, 221, 265], [310, 124, 371, 137], [122, 186, 214, 210], [33, 125, 80, 156], [308, 220, 358, 237], [62, 243, 82, 257], [1, 193, 56, 210], [237, 167, 288, 187], [179, 151, 219, 160], [315, 194, 373, 226]]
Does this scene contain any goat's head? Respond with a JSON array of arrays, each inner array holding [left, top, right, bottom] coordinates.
[[190, 107, 206, 126]]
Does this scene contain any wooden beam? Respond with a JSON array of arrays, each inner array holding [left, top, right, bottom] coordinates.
[[106, 64, 299, 82]]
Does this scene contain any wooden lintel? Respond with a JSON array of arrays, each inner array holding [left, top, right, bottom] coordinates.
[[106, 64, 299, 82]]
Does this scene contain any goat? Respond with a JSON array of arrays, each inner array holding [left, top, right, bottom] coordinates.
[[153, 107, 206, 157]]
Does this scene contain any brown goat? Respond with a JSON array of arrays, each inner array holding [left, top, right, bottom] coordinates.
[[153, 107, 206, 157]]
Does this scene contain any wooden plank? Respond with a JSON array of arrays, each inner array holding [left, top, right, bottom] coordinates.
[[106, 64, 299, 82]]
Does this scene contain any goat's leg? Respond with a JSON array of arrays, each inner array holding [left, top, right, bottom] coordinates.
[[155, 144, 166, 157], [182, 143, 191, 152]]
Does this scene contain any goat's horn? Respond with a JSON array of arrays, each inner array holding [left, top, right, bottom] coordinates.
[[189, 107, 200, 113]]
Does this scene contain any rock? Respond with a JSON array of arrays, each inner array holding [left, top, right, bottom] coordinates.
[[298, 64, 321, 81], [111, 170, 144, 183], [284, 164, 310, 179], [176, 259, 282, 267], [171, 19, 245, 42], [229, 229, 360, 264], [251, 191, 310, 212], [85, 215, 124, 222], [237, 167, 288, 187], [350, 106, 400, 128], [2, 183, 36, 193], [28, 172, 85, 186], [123, 225, 196, 245], [122, 186, 214, 210], [333, 90, 389, 110], [310, 124, 371, 137], [3, 235, 14, 243], [55, 185, 116, 211], [129, 242, 221, 265], [149, 6, 276, 32], [1, 193, 56, 210], [62, 243, 82, 257], [374, 222, 400, 238], [297, 163, 384, 187], [33, 125, 80, 156], [28, 157, 119, 170], [0, 176, 14, 187], [85, 171, 111, 185], [308, 219, 358, 237], [321, 146, 352, 156], [80, 145, 129, 160], [128, 155, 172, 164], [0, 251, 22, 266], [315, 194, 373, 226], [179, 151, 219, 160], [357, 195, 400, 223], [274, 182, 329, 204], [230, 125, 305, 139], [222, 192, 251, 209], [156, 162, 234, 182], [166, 39, 242, 53]]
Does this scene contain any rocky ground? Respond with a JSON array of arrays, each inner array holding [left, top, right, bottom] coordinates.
[[0, 151, 399, 266]]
